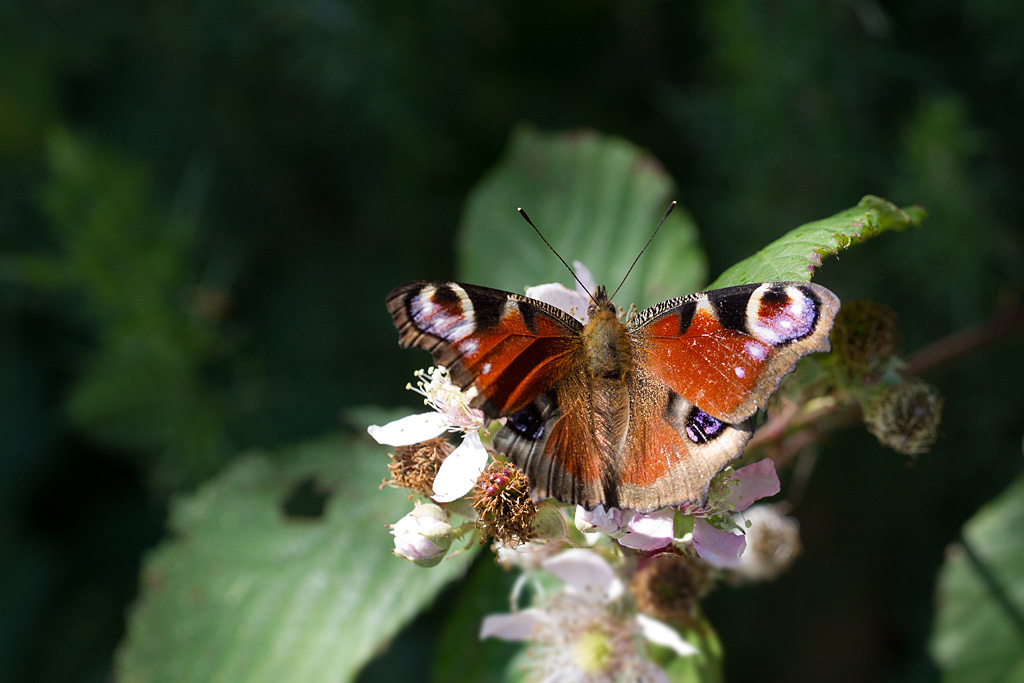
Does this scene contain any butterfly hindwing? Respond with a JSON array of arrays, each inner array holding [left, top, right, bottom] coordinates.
[[386, 281, 581, 417], [615, 375, 754, 511]]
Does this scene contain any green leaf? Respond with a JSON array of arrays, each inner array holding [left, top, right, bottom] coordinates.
[[458, 126, 707, 310], [930, 475, 1024, 683], [708, 195, 926, 288], [432, 558, 523, 683], [657, 616, 723, 683], [116, 426, 478, 683]]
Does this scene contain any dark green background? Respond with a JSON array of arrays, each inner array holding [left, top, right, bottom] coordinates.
[[2, 1, 1022, 681]]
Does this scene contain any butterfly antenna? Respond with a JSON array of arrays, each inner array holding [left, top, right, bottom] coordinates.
[[518, 207, 596, 303], [609, 201, 676, 301]]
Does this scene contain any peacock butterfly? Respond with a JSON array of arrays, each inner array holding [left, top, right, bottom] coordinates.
[[385, 221, 839, 513]]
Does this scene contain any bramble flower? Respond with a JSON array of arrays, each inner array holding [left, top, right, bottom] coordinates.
[[389, 503, 454, 568], [609, 460, 780, 567], [733, 504, 802, 582], [481, 549, 697, 681], [368, 366, 490, 502], [575, 504, 626, 537], [368, 366, 486, 445], [618, 508, 675, 551], [495, 539, 564, 569], [525, 260, 597, 323], [690, 459, 780, 568]]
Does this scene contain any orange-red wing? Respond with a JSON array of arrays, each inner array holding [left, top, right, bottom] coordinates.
[[631, 282, 839, 423], [386, 281, 581, 417]]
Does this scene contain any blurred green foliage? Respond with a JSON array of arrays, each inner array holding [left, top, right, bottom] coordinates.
[[1, 1, 1022, 682]]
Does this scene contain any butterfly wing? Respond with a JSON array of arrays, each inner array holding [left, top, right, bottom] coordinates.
[[386, 281, 581, 417], [494, 369, 756, 512], [389, 281, 614, 506], [629, 282, 840, 423], [607, 282, 839, 511]]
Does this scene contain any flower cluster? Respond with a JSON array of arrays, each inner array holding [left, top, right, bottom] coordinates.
[[481, 550, 698, 682]]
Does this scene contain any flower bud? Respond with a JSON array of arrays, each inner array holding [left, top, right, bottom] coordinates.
[[390, 503, 453, 568], [865, 379, 943, 455]]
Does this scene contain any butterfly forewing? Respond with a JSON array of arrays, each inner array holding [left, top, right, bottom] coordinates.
[[630, 282, 839, 423], [386, 281, 581, 417]]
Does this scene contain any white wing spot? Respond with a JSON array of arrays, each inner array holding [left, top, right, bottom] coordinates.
[[745, 341, 768, 361]]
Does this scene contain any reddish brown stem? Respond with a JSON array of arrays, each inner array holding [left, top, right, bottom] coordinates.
[[901, 304, 1024, 377]]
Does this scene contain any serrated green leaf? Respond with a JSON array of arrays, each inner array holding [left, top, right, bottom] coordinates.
[[458, 126, 707, 310], [930, 476, 1024, 683], [116, 427, 478, 683], [708, 195, 925, 288]]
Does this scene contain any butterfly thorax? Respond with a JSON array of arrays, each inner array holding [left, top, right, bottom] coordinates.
[[581, 288, 632, 381]]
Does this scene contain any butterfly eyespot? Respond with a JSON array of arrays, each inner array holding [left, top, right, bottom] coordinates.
[[684, 408, 725, 444], [507, 404, 545, 441]]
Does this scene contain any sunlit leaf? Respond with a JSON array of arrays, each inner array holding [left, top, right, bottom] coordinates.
[[458, 126, 707, 310], [709, 195, 926, 288], [117, 427, 478, 683], [930, 475, 1024, 683]]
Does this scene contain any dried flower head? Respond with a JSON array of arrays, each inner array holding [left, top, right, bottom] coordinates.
[[473, 461, 537, 546], [382, 436, 453, 497], [865, 379, 943, 455], [831, 300, 900, 377], [630, 555, 710, 626]]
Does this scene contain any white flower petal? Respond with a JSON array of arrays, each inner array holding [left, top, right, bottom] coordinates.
[[430, 431, 488, 502], [479, 609, 544, 642], [525, 282, 590, 322], [570, 260, 597, 299], [726, 459, 780, 511], [542, 549, 620, 600], [636, 614, 699, 657], [574, 504, 624, 535], [692, 517, 746, 568], [618, 508, 675, 551], [367, 412, 448, 446]]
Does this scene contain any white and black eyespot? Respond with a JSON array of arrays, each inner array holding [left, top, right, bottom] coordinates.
[[409, 283, 476, 343], [746, 283, 818, 345]]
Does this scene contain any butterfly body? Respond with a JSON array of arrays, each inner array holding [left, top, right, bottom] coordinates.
[[387, 279, 838, 512]]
